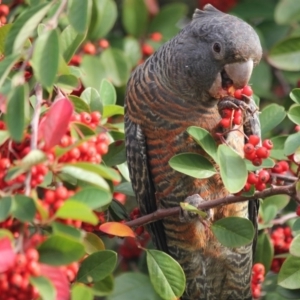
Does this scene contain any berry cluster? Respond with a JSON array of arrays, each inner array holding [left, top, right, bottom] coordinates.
[[219, 85, 253, 129], [244, 136, 273, 167], [0, 248, 41, 300], [251, 263, 265, 299], [270, 226, 293, 273]]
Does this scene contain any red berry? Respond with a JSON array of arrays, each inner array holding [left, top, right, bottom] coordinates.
[[245, 151, 257, 161], [242, 85, 253, 96], [142, 44, 154, 56], [27, 260, 41, 276], [248, 135, 260, 146], [221, 108, 233, 118], [98, 39, 109, 49], [96, 143, 108, 155], [0, 5, 9, 16], [243, 182, 251, 192], [258, 170, 270, 183], [296, 206, 300, 216], [252, 157, 262, 167], [272, 163, 283, 174], [25, 248, 39, 262], [150, 32, 163, 42], [233, 115, 242, 125], [83, 42, 96, 55], [244, 143, 255, 155], [278, 161, 289, 172], [247, 172, 258, 184], [55, 186, 68, 200], [234, 89, 243, 100], [0, 158, 10, 170], [11, 274, 22, 287], [69, 54, 82, 66], [295, 125, 300, 132], [256, 147, 269, 159], [219, 118, 231, 128], [255, 182, 266, 191], [80, 112, 92, 124], [91, 111, 101, 123], [262, 139, 273, 150]]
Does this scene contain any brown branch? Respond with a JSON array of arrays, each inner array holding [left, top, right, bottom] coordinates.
[[125, 183, 297, 228], [272, 212, 297, 225]]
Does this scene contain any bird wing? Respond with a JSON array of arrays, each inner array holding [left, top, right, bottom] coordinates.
[[124, 114, 169, 253]]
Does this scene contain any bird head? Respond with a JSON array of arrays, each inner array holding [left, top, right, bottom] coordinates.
[[163, 4, 262, 102]]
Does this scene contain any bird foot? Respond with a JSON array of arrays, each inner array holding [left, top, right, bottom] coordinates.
[[179, 194, 211, 222]]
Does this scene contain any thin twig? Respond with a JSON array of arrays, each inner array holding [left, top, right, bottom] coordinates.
[[272, 212, 297, 225]]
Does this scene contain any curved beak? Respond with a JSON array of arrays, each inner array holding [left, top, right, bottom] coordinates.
[[224, 59, 253, 89]]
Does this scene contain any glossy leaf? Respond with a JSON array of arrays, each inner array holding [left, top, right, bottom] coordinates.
[[270, 136, 288, 160], [0, 130, 9, 147], [293, 218, 300, 234], [146, 249, 185, 300], [69, 95, 91, 113], [55, 201, 98, 225], [0, 24, 12, 55], [187, 126, 218, 163], [0, 197, 12, 222], [100, 79, 116, 105], [30, 276, 56, 300], [92, 275, 114, 296], [107, 272, 160, 300], [77, 250, 117, 283], [12, 195, 36, 222], [0, 237, 15, 272], [114, 182, 135, 197], [254, 232, 274, 273], [290, 88, 300, 104], [72, 187, 112, 210], [51, 222, 82, 241], [40, 98, 74, 149], [169, 153, 216, 179], [259, 104, 286, 137], [5, 3, 51, 54], [71, 284, 93, 300], [287, 104, 300, 125], [218, 145, 247, 193], [99, 222, 135, 238], [275, 0, 300, 25], [212, 217, 255, 248], [102, 140, 126, 167], [0, 53, 20, 89], [123, 37, 142, 68], [268, 37, 300, 71], [103, 105, 124, 118], [56, 75, 79, 93], [31, 30, 59, 90], [5, 84, 26, 142], [83, 232, 105, 254], [60, 25, 86, 63], [38, 235, 85, 266], [278, 255, 300, 289], [68, 0, 91, 34], [290, 235, 300, 257], [122, 0, 148, 37], [108, 199, 130, 221], [80, 87, 103, 113], [284, 132, 300, 156], [88, 0, 117, 39]]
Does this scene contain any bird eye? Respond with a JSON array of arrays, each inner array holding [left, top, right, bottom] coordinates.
[[213, 43, 221, 53]]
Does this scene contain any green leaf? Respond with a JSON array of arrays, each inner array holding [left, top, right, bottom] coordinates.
[[100, 79, 116, 105], [293, 218, 300, 234], [254, 232, 274, 273], [68, 0, 91, 34], [100, 48, 131, 87], [122, 37, 142, 68], [80, 87, 103, 113], [290, 235, 300, 257], [60, 26, 85, 63], [81, 55, 106, 91], [107, 272, 160, 300], [278, 255, 300, 289], [92, 275, 114, 296], [38, 235, 85, 266], [69, 95, 91, 113], [218, 145, 247, 193], [268, 37, 300, 71], [103, 105, 124, 118], [290, 88, 300, 104], [0, 24, 12, 55], [149, 4, 187, 39], [71, 284, 93, 300], [261, 195, 289, 216], [5, 84, 26, 142], [30, 276, 56, 300], [114, 182, 135, 197], [61, 164, 110, 190], [250, 61, 272, 97], [88, 0, 117, 40], [284, 132, 300, 156], [271, 136, 288, 160], [52, 222, 82, 241], [212, 217, 255, 248], [0, 197, 12, 222], [288, 104, 300, 125], [72, 187, 111, 210], [122, 0, 148, 37], [5, 2, 52, 54], [146, 249, 185, 300], [275, 0, 300, 24], [77, 250, 117, 283], [83, 232, 105, 255], [169, 153, 216, 179], [261, 205, 277, 224], [0, 130, 9, 147], [102, 140, 126, 167], [0, 53, 20, 89], [31, 30, 59, 90], [187, 126, 218, 163], [12, 195, 36, 222], [55, 200, 98, 225], [56, 75, 79, 93], [259, 104, 286, 137]]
